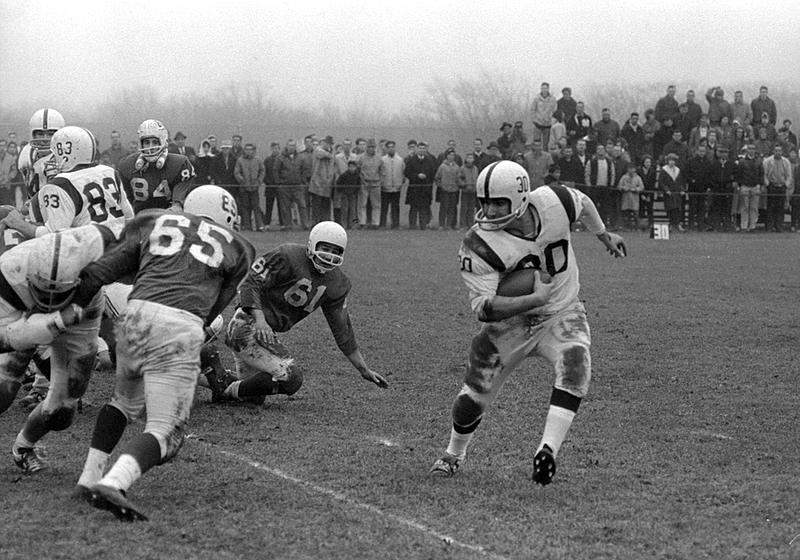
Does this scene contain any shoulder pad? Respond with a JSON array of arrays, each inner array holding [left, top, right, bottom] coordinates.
[[462, 229, 506, 272], [547, 185, 577, 223]]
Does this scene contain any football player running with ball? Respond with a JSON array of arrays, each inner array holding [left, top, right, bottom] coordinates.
[[71, 185, 254, 521], [430, 160, 626, 485], [205, 220, 387, 405]]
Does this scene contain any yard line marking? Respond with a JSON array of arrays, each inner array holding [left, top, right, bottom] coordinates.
[[214, 447, 511, 560], [690, 430, 733, 440], [367, 435, 400, 447]]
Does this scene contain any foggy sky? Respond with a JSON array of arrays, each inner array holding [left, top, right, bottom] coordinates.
[[1, 0, 799, 116]]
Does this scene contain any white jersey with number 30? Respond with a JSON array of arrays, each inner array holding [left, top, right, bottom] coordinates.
[[458, 184, 605, 317], [37, 163, 133, 236]]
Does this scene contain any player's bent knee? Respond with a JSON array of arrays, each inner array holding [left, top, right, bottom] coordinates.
[[67, 351, 97, 398], [42, 405, 76, 431], [465, 329, 502, 394], [559, 345, 591, 397], [452, 392, 484, 429]]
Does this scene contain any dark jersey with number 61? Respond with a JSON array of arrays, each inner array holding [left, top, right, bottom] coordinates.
[[238, 243, 355, 352], [117, 152, 196, 214], [74, 210, 254, 324]]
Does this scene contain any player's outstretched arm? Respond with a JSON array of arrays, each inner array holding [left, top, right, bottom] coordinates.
[[596, 231, 627, 258], [346, 349, 388, 389]]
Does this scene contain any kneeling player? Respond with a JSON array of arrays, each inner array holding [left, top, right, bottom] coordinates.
[[206, 221, 387, 404], [430, 161, 626, 485]]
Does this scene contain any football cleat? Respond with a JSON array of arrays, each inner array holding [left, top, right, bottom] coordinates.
[[72, 484, 93, 503], [18, 386, 48, 411], [12, 446, 47, 474], [532, 444, 556, 486], [90, 483, 148, 522], [429, 453, 462, 477], [203, 366, 239, 403]]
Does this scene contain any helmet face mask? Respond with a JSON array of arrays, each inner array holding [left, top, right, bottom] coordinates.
[[137, 119, 169, 162], [183, 185, 239, 230], [29, 108, 65, 153], [306, 221, 347, 273], [473, 161, 531, 230]]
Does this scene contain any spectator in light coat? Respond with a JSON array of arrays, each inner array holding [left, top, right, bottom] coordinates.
[[308, 135, 336, 225], [379, 141, 406, 229], [434, 149, 460, 230], [531, 82, 558, 149], [234, 143, 266, 231], [358, 139, 384, 228]]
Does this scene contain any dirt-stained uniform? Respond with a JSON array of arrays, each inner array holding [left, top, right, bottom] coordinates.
[[225, 243, 356, 389], [73, 210, 254, 461]]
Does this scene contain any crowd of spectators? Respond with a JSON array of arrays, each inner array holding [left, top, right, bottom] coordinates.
[[6, 83, 799, 233]]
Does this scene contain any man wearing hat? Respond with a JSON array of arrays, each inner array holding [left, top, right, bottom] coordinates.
[[358, 139, 383, 228], [211, 139, 238, 192], [496, 122, 514, 159], [404, 141, 437, 229], [168, 131, 196, 163]]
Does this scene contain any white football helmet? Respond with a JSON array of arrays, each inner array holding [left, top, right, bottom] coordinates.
[[50, 126, 98, 173], [137, 119, 169, 162], [474, 160, 531, 230], [307, 221, 347, 273], [27, 231, 86, 312], [183, 185, 239, 230], [29, 108, 65, 152]]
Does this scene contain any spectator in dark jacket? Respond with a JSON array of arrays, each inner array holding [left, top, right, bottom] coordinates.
[[621, 112, 645, 164], [686, 145, 714, 229], [404, 142, 438, 229], [211, 140, 238, 194], [593, 108, 620, 147], [750, 86, 777, 126], [263, 142, 283, 230], [707, 146, 736, 231], [567, 101, 593, 148], [654, 85, 680, 124], [275, 139, 308, 230], [234, 143, 265, 231]]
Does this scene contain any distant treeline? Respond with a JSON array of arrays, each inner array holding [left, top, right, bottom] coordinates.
[[1, 75, 798, 153]]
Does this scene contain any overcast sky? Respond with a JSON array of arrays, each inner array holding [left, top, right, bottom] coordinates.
[[1, 0, 798, 116]]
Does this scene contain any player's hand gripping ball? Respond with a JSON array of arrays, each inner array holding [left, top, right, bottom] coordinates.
[[496, 268, 552, 297]]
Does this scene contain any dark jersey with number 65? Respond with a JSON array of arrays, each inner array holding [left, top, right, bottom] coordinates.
[[74, 210, 254, 324], [238, 244, 354, 350], [117, 152, 195, 214]]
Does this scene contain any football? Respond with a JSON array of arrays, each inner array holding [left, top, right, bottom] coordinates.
[[496, 268, 552, 297]]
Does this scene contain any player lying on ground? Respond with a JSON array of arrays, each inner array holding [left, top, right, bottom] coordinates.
[[430, 161, 626, 486], [204, 220, 387, 405]]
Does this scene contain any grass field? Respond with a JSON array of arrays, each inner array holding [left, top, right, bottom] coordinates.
[[1, 227, 798, 560]]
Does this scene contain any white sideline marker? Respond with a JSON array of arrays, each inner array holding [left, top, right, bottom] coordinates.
[[690, 430, 733, 440], [215, 448, 510, 560]]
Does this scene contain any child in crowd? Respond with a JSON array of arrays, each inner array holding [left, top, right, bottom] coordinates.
[[619, 161, 644, 230]]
